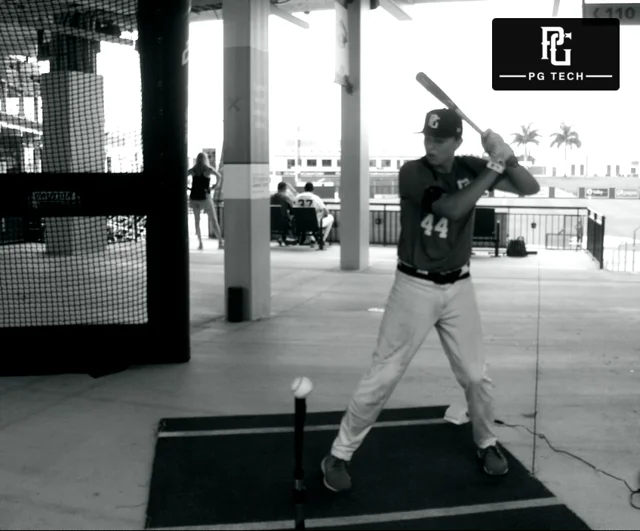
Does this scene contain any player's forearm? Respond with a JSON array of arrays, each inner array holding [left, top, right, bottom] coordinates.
[[433, 169, 499, 221], [504, 165, 540, 196]]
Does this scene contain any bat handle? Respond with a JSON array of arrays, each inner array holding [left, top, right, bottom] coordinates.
[[469, 121, 485, 136], [453, 109, 484, 136]]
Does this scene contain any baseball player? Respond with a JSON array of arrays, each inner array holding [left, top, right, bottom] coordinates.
[[295, 182, 335, 246], [321, 108, 540, 493]]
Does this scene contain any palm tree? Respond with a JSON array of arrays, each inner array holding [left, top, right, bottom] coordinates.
[[550, 123, 582, 177], [510, 123, 541, 165]]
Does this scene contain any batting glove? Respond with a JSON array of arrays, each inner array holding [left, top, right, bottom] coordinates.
[[482, 130, 514, 164]]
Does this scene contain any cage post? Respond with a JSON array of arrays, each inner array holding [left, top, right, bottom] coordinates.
[[138, 0, 191, 363]]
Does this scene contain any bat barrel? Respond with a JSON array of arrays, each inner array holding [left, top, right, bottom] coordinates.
[[415, 71, 485, 136]]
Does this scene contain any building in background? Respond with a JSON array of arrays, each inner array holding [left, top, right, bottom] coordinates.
[[269, 135, 639, 201], [105, 130, 142, 173], [0, 55, 42, 173]]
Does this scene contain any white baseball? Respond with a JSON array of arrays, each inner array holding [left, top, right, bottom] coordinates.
[[291, 376, 313, 398]]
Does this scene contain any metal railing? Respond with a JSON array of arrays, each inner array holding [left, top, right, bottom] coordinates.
[[606, 242, 640, 273], [208, 201, 606, 261], [605, 223, 640, 273], [4, 203, 606, 269], [321, 201, 592, 251]]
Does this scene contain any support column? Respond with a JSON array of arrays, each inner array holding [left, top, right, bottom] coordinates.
[[223, 0, 271, 321], [138, 0, 191, 362], [40, 12, 106, 255], [340, 0, 370, 271]]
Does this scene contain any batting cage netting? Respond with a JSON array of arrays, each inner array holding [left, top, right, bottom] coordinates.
[[0, 0, 191, 374]]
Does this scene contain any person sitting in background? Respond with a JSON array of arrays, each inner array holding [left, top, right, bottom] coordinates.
[[270, 182, 295, 242], [271, 182, 296, 211], [294, 182, 334, 246]]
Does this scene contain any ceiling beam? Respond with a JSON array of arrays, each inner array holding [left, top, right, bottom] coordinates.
[[190, 9, 222, 23], [379, 0, 413, 21], [188, 0, 494, 17], [270, 5, 310, 29], [189, 6, 310, 28]]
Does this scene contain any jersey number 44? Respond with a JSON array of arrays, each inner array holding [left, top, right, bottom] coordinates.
[[421, 214, 448, 239]]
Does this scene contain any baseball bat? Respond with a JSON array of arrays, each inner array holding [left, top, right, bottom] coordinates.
[[415, 72, 485, 136], [293, 396, 306, 530]]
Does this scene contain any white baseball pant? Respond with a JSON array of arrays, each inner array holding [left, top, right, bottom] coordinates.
[[321, 213, 335, 242], [330, 268, 498, 462]]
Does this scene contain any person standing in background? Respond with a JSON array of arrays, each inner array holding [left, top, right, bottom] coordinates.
[[187, 152, 223, 250]]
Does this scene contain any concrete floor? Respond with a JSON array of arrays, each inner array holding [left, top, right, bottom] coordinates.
[[1, 241, 639, 530]]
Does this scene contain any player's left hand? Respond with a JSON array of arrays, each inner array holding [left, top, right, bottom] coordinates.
[[481, 129, 514, 162]]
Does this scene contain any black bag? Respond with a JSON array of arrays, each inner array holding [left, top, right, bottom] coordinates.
[[506, 237, 528, 257]]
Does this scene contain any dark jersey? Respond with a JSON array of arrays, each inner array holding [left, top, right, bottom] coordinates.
[[270, 191, 294, 215], [190, 168, 217, 200], [397, 155, 487, 273]]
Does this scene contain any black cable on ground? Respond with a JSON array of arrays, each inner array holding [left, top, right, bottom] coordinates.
[[496, 418, 640, 511]]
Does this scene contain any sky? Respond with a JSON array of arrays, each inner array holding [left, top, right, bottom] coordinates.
[[96, 0, 640, 166]]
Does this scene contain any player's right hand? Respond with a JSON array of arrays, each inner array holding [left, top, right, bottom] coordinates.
[[482, 130, 513, 163]]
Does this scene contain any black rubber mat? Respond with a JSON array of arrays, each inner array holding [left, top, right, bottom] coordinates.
[[145, 406, 590, 530], [314, 505, 589, 530]]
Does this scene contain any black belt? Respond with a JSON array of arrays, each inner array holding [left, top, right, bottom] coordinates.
[[397, 262, 470, 285]]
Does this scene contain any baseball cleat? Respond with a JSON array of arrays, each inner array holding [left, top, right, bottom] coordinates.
[[477, 444, 509, 476], [321, 454, 352, 492]]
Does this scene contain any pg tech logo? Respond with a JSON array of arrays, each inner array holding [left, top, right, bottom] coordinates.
[[541, 26, 572, 68], [493, 18, 620, 91]]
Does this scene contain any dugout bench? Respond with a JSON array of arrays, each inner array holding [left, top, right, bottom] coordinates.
[[472, 207, 500, 257], [270, 205, 325, 250]]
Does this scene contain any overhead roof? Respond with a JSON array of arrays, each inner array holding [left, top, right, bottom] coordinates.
[[190, 0, 491, 21], [0, 0, 490, 56]]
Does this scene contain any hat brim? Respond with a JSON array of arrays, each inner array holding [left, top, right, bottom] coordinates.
[[416, 130, 461, 138]]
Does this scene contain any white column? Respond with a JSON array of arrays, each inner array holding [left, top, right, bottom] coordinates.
[[40, 71, 107, 255], [340, 0, 370, 271], [223, 0, 271, 321]]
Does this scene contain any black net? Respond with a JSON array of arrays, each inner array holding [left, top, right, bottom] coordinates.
[[0, 0, 147, 328]]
